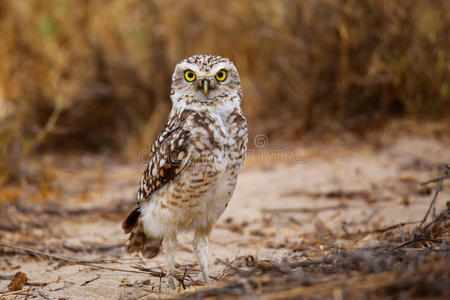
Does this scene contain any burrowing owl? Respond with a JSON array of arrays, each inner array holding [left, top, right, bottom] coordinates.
[[122, 55, 247, 287]]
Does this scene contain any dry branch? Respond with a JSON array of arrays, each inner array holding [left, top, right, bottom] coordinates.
[[262, 204, 348, 214], [38, 291, 54, 300], [0, 289, 29, 296], [62, 242, 123, 253], [390, 238, 445, 251], [391, 164, 450, 250], [0, 243, 153, 276], [80, 276, 101, 287], [368, 221, 420, 234]]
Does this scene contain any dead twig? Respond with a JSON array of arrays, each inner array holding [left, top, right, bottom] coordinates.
[[179, 268, 187, 290], [132, 265, 167, 277], [38, 291, 54, 300], [158, 270, 162, 294], [24, 96, 63, 157], [420, 176, 449, 186], [216, 259, 253, 277], [419, 178, 443, 228], [63, 243, 123, 253], [80, 276, 101, 286], [262, 204, 348, 214], [24, 287, 32, 300], [27, 282, 48, 287], [420, 164, 450, 186], [0, 243, 90, 264], [14, 201, 131, 217], [0, 289, 28, 296], [0, 243, 155, 275], [390, 238, 444, 251], [368, 221, 420, 234], [218, 257, 239, 281], [417, 164, 450, 229]]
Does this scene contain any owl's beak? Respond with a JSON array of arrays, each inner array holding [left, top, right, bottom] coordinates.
[[200, 79, 210, 96]]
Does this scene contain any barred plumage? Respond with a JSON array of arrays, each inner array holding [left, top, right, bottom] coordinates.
[[122, 54, 247, 287]]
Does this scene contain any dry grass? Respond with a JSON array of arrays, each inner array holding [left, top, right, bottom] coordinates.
[[0, 0, 449, 183]]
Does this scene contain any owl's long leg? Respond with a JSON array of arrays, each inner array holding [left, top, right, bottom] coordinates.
[[193, 230, 212, 284], [162, 234, 177, 289]]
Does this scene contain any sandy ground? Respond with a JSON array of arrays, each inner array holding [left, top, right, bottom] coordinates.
[[0, 136, 449, 299]]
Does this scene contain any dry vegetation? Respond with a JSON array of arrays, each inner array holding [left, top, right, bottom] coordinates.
[[0, 0, 449, 184]]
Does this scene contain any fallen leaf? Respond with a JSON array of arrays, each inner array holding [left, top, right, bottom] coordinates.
[[8, 271, 28, 292]]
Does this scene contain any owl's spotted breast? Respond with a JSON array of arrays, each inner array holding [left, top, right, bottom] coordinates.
[[141, 108, 244, 233]]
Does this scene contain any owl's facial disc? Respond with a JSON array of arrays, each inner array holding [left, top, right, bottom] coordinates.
[[172, 56, 240, 106]]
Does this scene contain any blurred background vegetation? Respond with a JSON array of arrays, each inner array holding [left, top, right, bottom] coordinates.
[[0, 0, 449, 185]]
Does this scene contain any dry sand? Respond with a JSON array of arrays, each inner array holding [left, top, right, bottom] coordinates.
[[0, 136, 449, 299]]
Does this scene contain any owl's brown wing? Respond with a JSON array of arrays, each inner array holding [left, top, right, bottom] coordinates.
[[122, 126, 191, 233]]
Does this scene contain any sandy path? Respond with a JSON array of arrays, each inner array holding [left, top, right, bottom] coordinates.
[[0, 136, 449, 299]]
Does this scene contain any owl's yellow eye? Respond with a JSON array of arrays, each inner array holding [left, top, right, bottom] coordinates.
[[215, 69, 227, 82], [184, 70, 196, 82]]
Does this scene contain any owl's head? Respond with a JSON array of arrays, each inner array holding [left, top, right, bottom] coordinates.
[[170, 55, 242, 109]]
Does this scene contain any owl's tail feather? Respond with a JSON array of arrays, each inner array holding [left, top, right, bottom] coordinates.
[[122, 207, 140, 234], [122, 207, 162, 259]]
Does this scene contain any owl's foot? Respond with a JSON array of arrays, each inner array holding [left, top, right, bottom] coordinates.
[[168, 275, 176, 290]]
